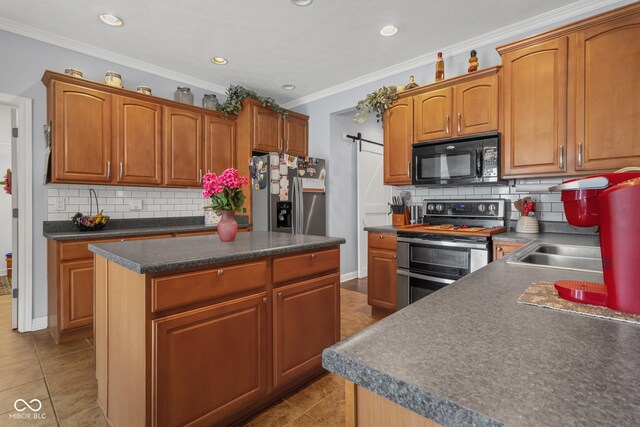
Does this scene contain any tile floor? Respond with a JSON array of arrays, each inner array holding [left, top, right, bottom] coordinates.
[[0, 279, 379, 427]]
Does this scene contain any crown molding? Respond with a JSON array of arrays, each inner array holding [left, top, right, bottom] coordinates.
[[0, 17, 228, 94], [282, 0, 632, 109]]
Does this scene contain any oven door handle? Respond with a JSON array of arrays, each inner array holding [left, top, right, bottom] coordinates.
[[396, 237, 488, 249], [396, 269, 455, 284]]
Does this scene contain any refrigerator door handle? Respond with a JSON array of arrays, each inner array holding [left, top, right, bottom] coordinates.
[[298, 177, 304, 234], [292, 177, 299, 234]]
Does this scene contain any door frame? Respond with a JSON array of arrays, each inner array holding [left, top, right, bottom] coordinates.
[[0, 94, 33, 332]]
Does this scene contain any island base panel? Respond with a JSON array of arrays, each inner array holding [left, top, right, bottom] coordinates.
[[346, 381, 442, 427]]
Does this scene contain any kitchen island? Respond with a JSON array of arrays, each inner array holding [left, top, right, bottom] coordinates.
[[90, 231, 345, 427], [323, 234, 640, 426]]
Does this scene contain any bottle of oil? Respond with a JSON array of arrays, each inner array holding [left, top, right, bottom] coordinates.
[[435, 52, 445, 82]]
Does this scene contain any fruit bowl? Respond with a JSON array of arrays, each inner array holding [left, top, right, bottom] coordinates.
[[72, 211, 109, 232]]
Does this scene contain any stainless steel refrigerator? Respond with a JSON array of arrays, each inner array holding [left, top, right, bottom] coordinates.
[[250, 153, 326, 236]]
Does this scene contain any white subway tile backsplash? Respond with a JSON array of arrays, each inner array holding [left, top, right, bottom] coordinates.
[[397, 178, 567, 222], [541, 212, 563, 222], [47, 185, 206, 220]]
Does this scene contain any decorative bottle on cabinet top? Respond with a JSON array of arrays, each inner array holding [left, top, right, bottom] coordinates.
[[435, 52, 445, 82]]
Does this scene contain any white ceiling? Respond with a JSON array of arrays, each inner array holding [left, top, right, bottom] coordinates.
[[0, 0, 598, 104]]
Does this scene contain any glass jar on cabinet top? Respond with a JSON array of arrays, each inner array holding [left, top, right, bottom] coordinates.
[[104, 71, 123, 88], [202, 94, 220, 110], [174, 87, 194, 105]]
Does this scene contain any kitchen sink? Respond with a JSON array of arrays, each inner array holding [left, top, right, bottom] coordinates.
[[534, 244, 601, 259], [506, 243, 602, 273]]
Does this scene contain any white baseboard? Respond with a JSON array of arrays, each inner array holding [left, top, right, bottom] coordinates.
[[30, 317, 47, 331], [340, 271, 358, 283]]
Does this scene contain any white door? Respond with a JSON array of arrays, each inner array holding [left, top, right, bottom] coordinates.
[[357, 141, 391, 278]]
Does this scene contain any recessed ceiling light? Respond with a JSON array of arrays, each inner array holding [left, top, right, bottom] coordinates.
[[99, 14, 123, 27], [291, 0, 313, 5], [282, 84, 296, 90], [380, 25, 398, 37], [211, 57, 228, 65]]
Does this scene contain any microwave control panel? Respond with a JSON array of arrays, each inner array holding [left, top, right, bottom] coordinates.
[[483, 147, 498, 177]]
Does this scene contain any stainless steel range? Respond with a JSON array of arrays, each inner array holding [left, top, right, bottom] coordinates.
[[396, 199, 507, 308]]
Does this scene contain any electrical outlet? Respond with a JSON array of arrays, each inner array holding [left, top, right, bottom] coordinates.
[[55, 198, 65, 211], [129, 199, 143, 210]]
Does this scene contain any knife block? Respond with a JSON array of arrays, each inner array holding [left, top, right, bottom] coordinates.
[[392, 207, 410, 226]]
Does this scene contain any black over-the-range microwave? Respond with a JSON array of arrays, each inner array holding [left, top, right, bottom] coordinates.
[[412, 132, 505, 186]]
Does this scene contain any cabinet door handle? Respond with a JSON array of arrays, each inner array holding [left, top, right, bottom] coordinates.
[[393, 255, 397, 259], [559, 145, 564, 170], [277, 292, 283, 299], [497, 247, 503, 252], [262, 297, 267, 304], [216, 269, 224, 277], [407, 160, 411, 177], [577, 143, 583, 168], [107, 161, 111, 179], [119, 162, 123, 181], [379, 234, 384, 239], [199, 169, 203, 184], [445, 115, 450, 136], [279, 138, 284, 152], [311, 253, 316, 259], [457, 113, 461, 134]]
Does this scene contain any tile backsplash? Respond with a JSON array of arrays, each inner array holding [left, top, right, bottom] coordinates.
[[394, 178, 567, 222], [47, 184, 207, 221]]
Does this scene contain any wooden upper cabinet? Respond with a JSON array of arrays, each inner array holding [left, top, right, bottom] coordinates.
[[575, 12, 640, 171], [501, 37, 568, 177], [204, 114, 235, 174], [273, 274, 339, 388], [163, 107, 203, 187], [383, 98, 413, 185], [114, 96, 162, 185], [283, 113, 309, 157], [153, 293, 268, 427], [51, 82, 112, 183], [252, 104, 282, 153], [414, 87, 452, 142], [454, 74, 499, 136]]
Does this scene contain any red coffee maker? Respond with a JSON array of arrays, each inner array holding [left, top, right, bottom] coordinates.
[[549, 168, 640, 315]]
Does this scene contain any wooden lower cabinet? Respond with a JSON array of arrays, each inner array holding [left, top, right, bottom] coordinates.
[[95, 245, 341, 427], [153, 293, 269, 427], [47, 230, 219, 344], [59, 259, 94, 331], [492, 241, 525, 261], [274, 274, 340, 387], [367, 232, 398, 312]]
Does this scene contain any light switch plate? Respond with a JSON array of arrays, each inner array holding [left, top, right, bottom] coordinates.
[[129, 199, 143, 210], [55, 198, 65, 211]]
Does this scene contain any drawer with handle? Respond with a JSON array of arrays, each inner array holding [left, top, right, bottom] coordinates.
[[368, 232, 397, 251], [152, 260, 268, 312], [273, 248, 340, 285]]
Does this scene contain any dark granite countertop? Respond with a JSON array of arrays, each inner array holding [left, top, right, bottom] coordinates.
[[323, 234, 640, 427], [89, 231, 346, 274], [363, 225, 398, 233], [43, 216, 249, 241]]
